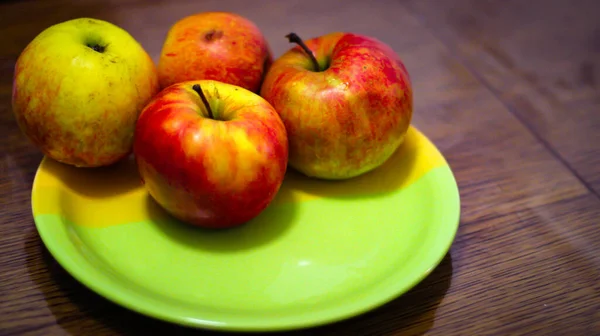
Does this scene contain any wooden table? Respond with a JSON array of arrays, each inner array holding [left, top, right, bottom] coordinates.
[[1, 0, 599, 335]]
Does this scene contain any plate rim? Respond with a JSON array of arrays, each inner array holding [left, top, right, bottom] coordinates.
[[31, 126, 461, 332]]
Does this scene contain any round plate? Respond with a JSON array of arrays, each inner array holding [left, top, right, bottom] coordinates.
[[32, 125, 460, 332]]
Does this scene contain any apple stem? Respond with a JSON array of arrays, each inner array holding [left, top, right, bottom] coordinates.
[[192, 84, 214, 119], [285, 32, 320, 71]]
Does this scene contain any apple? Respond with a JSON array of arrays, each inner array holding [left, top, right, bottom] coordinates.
[[12, 18, 160, 167], [260, 32, 413, 180], [133, 80, 288, 229], [157, 12, 273, 93]]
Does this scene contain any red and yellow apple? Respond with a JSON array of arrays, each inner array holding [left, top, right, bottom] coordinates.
[[133, 80, 288, 229], [12, 18, 159, 167], [260, 32, 413, 180], [157, 12, 273, 93]]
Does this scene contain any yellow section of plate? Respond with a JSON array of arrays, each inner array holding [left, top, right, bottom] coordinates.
[[33, 126, 445, 228]]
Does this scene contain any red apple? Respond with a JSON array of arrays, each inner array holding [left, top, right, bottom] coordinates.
[[133, 80, 288, 229], [157, 12, 273, 93], [260, 32, 413, 180]]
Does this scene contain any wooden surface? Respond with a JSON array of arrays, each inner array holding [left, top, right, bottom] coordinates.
[[1, 0, 599, 335]]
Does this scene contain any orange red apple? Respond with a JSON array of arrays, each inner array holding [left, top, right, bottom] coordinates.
[[157, 12, 273, 93]]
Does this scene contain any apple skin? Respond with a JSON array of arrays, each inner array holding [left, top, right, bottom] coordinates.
[[12, 18, 160, 167], [260, 32, 413, 180], [157, 12, 273, 93], [133, 80, 288, 229]]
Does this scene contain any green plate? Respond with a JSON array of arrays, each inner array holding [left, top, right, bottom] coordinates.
[[32, 125, 460, 332]]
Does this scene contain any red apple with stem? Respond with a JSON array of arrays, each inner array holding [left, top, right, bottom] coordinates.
[[134, 80, 288, 229], [260, 32, 413, 180]]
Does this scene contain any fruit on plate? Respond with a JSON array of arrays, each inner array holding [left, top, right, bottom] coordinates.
[[260, 32, 413, 180], [157, 12, 273, 93], [12, 18, 159, 167], [133, 80, 288, 229]]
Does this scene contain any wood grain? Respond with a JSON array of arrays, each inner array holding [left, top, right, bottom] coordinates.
[[1, 0, 599, 335], [403, 0, 600, 195]]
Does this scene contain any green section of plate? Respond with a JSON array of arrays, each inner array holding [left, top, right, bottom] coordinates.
[[33, 162, 460, 332]]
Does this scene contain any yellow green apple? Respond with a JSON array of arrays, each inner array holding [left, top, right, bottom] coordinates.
[[12, 18, 160, 167]]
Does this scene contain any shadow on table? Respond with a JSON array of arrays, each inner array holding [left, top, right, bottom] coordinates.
[[25, 226, 453, 336]]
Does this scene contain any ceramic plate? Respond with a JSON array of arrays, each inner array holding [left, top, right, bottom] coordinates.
[[32, 125, 460, 332]]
